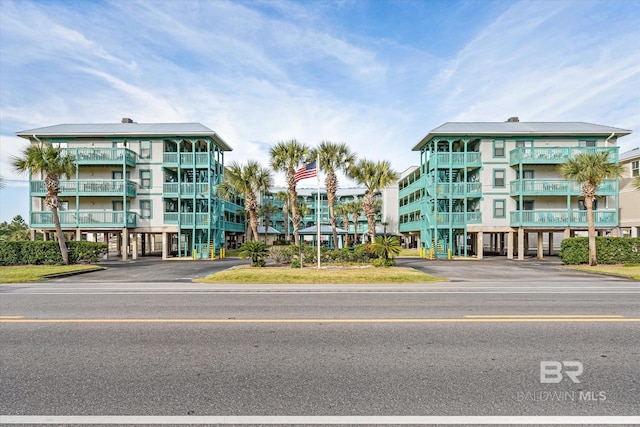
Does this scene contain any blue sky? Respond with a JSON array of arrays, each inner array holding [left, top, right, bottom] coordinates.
[[1, 0, 639, 223]]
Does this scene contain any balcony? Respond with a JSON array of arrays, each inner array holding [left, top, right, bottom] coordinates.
[[399, 219, 423, 233], [31, 180, 137, 198], [163, 152, 216, 168], [224, 220, 246, 233], [163, 182, 213, 197], [435, 182, 482, 198], [510, 209, 617, 227], [433, 211, 482, 227], [509, 147, 617, 166], [65, 148, 137, 167], [160, 212, 220, 227], [510, 179, 617, 197], [31, 210, 137, 228], [429, 152, 482, 169]]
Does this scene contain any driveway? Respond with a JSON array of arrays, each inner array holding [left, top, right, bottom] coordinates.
[[57, 256, 248, 283], [396, 256, 627, 283]]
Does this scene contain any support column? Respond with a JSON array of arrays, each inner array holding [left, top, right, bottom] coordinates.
[[150, 234, 156, 254], [507, 231, 514, 259], [564, 228, 571, 239], [103, 232, 109, 259], [132, 233, 138, 260], [518, 228, 524, 261], [121, 229, 128, 261], [162, 232, 169, 260], [75, 228, 82, 241], [548, 232, 554, 256], [524, 232, 529, 256], [30, 229, 36, 241], [476, 231, 483, 260], [632, 226, 638, 238], [537, 231, 543, 260], [43, 231, 49, 241]]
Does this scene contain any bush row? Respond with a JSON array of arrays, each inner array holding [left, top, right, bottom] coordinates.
[[268, 244, 379, 267], [559, 237, 640, 265], [0, 241, 107, 265]]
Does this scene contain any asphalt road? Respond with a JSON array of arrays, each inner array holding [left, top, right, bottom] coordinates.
[[1, 259, 639, 425]]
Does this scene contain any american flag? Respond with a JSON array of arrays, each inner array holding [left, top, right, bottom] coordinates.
[[294, 160, 317, 182]]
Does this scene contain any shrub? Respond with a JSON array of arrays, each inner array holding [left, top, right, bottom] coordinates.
[[268, 245, 294, 263], [559, 237, 640, 265], [371, 258, 396, 267], [239, 241, 269, 267], [0, 241, 107, 265]]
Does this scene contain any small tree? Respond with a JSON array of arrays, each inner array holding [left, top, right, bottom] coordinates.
[[559, 151, 623, 266], [239, 241, 269, 267], [370, 235, 401, 261], [12, 141, 76, 264]]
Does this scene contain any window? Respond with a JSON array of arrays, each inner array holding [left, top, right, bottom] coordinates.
[[140, 170, 152, 189], [112, 171, 130, 180], [140, 140, 152, 159], [516, 140, 533, 148], [140, 200, 152, 219], [493, 199, 506, 218], [516, 170, 534, 179], [579, 199, 598, 210], [519, 200, 534, 211], [493, 139, 505, 157], [632, 160, 639, 177], [493, 169, 506, 188], [112, 201, 124, 212], [579, 140, 596, 147]]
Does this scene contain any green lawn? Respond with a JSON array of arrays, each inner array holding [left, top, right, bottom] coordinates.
[[196, 265, 446, 284], [0, 265, 103, 283], [570, 264, 640, 280]]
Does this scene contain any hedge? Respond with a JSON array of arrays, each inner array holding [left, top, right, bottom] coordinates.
[[559, 237, 640, 265], [0, 241, 107, 265]]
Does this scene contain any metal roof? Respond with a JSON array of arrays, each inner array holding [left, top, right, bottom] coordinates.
[[413, 122, 632, 151], [619, 147, 640, 162], [16, 122, 232, 151]]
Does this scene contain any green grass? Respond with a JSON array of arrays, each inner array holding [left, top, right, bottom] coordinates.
[[570, 264, 640, 280], [196, 265, 446, 284], [0, 265, 103, 283], [398, 249, 420, 257]]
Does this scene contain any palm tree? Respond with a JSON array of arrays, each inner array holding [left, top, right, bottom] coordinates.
[[370, 235, 401, 261], [347, 200, 363, 245], [312, 141, 356, 250], [12, 140, 76, 264], [258, 200, 280, 243], [559, 151, 623, 266], [335, 203, 350, 247], [348, 159, 398, 243], [218, 160, 272, 242], [270, 140, 310, 246], [274, 191, 290, 242]]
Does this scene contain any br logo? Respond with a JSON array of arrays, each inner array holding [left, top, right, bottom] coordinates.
[[540, 361, 583, 384]]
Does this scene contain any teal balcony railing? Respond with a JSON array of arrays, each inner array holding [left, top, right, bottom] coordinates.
[[429, 152, 482, 169], [31, 180, 137, 198], [163, 182, 213, 197], [510, 209, 617, 227], [432, 211, 482, 226], [224, 220, 246, 233], [163, 152, 216, 168], [31, 210, 136, 228], [64, 148, 137, 167], [510, 179, 617, 196], [509, 147, 617, 166], [435, 182, 482, 198]]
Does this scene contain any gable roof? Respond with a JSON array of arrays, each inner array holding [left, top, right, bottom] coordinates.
[[16, 122, 232, 151], [413, 122, 632, 151]]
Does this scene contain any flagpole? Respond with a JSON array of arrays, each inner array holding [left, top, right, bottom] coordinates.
[[316, 152, 321, 269]]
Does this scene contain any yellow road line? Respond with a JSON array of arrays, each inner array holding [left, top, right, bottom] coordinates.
[[1, 318, 639, 324], [464, 314, 625, 319], [0, 316, 24, 319]]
